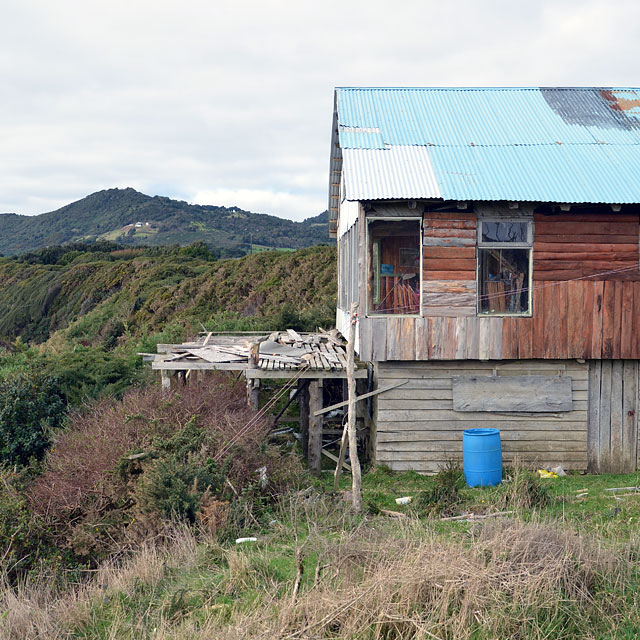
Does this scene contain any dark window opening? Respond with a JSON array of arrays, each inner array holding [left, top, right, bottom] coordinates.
[[478, 248, 530, 314], [481, 221, 529, 243], [368, 219, 421, 315], [477, 216, 532, 315]]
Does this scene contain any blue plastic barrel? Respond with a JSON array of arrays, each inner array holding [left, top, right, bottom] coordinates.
[[463, 428, 502, 487]]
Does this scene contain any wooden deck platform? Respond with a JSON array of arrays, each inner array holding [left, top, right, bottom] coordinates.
[[144, 329, 367, 379]]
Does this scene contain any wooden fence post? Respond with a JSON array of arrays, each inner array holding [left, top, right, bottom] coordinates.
[[347, 302, 362, 511]]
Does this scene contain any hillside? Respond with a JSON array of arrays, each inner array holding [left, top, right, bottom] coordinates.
[[0, 188, 331, 256], [0, 244, 337, 345]]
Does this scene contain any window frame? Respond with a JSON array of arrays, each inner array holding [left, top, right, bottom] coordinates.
[[366, 216, 423, 318], [476, 218, 533, 317]]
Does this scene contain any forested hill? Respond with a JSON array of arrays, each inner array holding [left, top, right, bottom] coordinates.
[[0, 188, 330, 256], [0, 244, 337, 345]]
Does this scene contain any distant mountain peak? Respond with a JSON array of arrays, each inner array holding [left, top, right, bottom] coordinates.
[[0, 189, 332, 257]]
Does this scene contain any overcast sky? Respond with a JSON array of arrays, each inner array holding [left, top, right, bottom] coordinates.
[[1, 0, 638, 221]]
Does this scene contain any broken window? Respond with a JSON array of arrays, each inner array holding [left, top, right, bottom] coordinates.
[[478, 220, 532, 315], [368, 219, 421, 315]]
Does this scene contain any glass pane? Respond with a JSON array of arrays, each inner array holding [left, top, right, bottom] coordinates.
[[479, 248, 530, 314], [481, 221, 528, 243], [368, 220, 420, 315]]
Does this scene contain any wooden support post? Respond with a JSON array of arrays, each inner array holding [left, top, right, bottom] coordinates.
[[298, 380, 310, 459], [247, 340, 261, 410], [346, 302, 362, 512], [247, 378, 260, 411], [161, 370, 172, 393], [308, 380, 323, 474]]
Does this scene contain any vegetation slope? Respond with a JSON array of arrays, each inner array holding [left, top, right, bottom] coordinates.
[[0, 188, 331, 256], [2, 240, 640, 639], [0, 243, 336, 345]]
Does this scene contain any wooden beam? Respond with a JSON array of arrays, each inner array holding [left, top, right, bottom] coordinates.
[[346, 302, 362, 512], [313, 380, 408, 417], [153, 362, 247, 370], [247, 378, 260, 411], [161, 370, 172, 392], [333, 428, 349, 491], [298, 380, 310, 459], [322, 447, 351, 471], [245, 369, 367, 379], [308, 380, 323, 474]]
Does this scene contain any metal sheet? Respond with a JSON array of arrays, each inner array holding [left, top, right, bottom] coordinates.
[[342, 146, 441, 200], [333, 87, 640, 204]]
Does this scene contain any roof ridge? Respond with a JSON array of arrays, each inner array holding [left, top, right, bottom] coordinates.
[[336, 86, 640, 91]]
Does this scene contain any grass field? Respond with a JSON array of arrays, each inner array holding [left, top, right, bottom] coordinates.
[[5, 464, 640, 639]]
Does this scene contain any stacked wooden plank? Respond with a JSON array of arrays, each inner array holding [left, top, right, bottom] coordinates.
[[533, 211, 640, 281], [150, 330, 349, 373], [375, 360, 589, 473], [423, 212, 477, 316], [256, 331, 345, 371]]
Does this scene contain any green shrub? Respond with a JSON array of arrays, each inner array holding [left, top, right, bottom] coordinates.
[[140, 456, 227, 523], [498, 465, 551, 510], [0, 467, 51, 580], [0, 372, 66, 466], [413, 460, 465, 517]]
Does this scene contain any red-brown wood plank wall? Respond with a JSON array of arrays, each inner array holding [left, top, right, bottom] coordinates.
[[422, 212, 476, 280], [533, 212, 640, 281], [359, 209, 640, 361]]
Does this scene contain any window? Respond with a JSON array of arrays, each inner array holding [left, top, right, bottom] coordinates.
[[368, 219, 421, 315], [478, 219, 532, 315]]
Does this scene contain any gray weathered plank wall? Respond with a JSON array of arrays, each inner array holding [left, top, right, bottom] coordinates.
[[374, 360, 588, 473], [588, 360, 638, 473]]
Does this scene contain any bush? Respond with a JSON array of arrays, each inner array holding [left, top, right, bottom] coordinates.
[[0, 372, 66, 466], [497, 465, 551, 510], [0, 467, 52, 581], [412, 460, 465, 517], [28, 374, 304, 561]]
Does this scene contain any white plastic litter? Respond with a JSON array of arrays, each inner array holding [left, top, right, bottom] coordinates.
[[235, 537, 258, 544], [255, 466, 268, 488], [395, 496, 412, 505]]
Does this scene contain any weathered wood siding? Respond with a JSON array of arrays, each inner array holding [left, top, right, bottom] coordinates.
[[358, 206, 640, 361], [360, 280, 640, 361], [374, 360, 588, 473], [534, 212, 640, 281], [588, 360, 639, 473], [422, 212, 476, 316]]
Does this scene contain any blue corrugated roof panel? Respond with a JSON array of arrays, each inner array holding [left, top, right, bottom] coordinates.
[[334, 87, 640, 203]]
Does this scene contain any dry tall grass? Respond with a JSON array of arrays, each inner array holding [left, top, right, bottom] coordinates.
[[1, 501, 636, 640]]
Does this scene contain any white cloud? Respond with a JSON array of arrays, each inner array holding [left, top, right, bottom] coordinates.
[[1, 0, 639, 218], [189, 188, 325, 222]]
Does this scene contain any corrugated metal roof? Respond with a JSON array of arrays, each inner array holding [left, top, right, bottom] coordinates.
[[333, 87, 640, 203], [343, 146, 441, 200]]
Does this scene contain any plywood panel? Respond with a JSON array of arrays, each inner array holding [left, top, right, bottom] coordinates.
[[452, 375, 572, 412]]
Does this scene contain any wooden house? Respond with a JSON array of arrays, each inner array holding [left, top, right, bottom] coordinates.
[[329, 87, 640, 474]]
